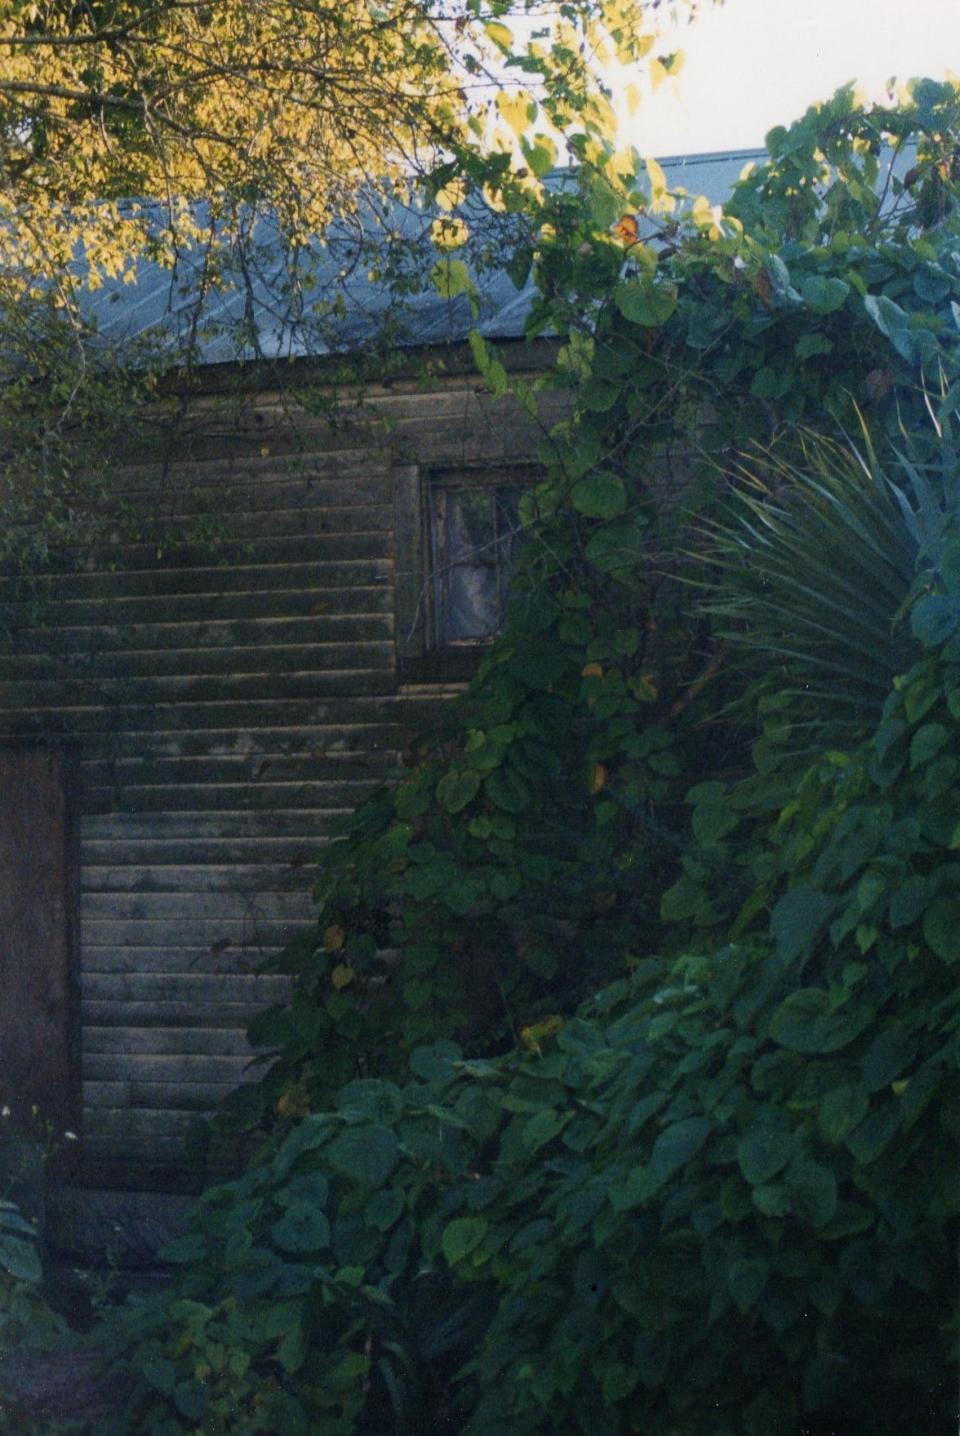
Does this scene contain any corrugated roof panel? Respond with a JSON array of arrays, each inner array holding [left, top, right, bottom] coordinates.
[[74, 150, 769, 363]]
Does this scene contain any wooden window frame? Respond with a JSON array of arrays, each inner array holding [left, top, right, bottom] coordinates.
[[394, 464, 537, 684]]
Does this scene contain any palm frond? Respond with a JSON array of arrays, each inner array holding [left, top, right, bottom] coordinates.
[[693, 431, 948, 752]]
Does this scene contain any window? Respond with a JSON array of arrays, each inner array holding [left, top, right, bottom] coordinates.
[[394, 466, 533, 682], [429, 481, 523, 647]]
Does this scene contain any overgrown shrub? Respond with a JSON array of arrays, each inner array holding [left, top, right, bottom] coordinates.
[[103, 552, 960, 1431], [0, 1197, 71, 1435], [101, 81, 960, 1435], [218, 81, 960, 1137]]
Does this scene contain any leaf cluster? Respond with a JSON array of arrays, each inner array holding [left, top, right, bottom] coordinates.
[[105, 580, 960, 1429]]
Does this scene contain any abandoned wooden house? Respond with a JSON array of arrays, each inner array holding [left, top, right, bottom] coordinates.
[[0, 150, 758, 1197]]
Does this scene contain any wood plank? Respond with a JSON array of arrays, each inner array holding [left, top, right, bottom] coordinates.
[[113, 450, 390, 494], [11, 614, 394, 656], [82, 1102, 215, 1137], [81, 779, 381, 816], [83, 1080, 246, 1111], [1, 557, 392, 601], [81, 919, 307, 947], [117, 502, 394, 542], [0, 693, 433, 736], [0, 639, 397, 685], [80, 810, 352, 838], [80, 752, 395, 788], [84, 1028, 255, 1055], [80, 892, 312, 921], [81, 972, 291, 1003], [71, 530, 390, 571], [77, 723, 401, 760], [79, 839, 328, 867], [82, 1054, 261, 1083], [81, 1001, 285, 1029], [117, 472, 392, 513], [80, 945, 288, 974], [1, 668, 397, 709], [81, 863, 320, 892], [9, 586, 393, 628]]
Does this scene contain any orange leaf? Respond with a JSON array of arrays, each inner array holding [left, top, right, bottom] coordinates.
[[590, 762, 607, 794], [581, 662, 604, 678], [613, 214, 640, 245], [752, 270, 774, 311]]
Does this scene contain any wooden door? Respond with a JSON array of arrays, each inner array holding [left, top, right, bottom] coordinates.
[[0, 747, 80, 1147]]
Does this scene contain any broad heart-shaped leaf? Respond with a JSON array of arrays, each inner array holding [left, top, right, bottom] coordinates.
[[817, 1084, 869, 1145], [614, 278, 677, 327], [845, 1101, 900, 1165], [485, 767, 530, 813], [276, 1171, 329, 1209], [794, 332, 834, 360], [271, 1203, 331, 1254], [922, 896, 960, 961], [863, 1022, 918, 1094], [644, 1117, 713, 1195], [584, 517, 647, 574], [365, 1188, 405, 1233], [0, 1232, 41, 1283], [325, 1124, 399, 1186], [727, 1257, 768, 1314], [737, 1111, 795, 1186], [770, 885, 836, 962], [784, 1159, 837, 1227], [863, 292, 909, 340], [173, 1380, 208, 1422], [769, 988, 872, 1055], [570, 472, 627, 520], [909, 722, 948, 770], [436, 768, 482, 815], [441, 1216, 487, 1265], [800, 275, 849, 314]]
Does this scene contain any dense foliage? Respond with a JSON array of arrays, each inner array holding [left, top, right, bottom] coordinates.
[[101, 549, 960, 1430], [225, 79, 960, 1132], [82, 82, 960, 1436]]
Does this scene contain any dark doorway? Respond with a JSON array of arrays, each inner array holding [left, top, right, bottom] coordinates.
[[0, 746, 80, 1152]]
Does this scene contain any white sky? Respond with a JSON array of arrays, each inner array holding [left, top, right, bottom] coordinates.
[[620, 0, 960, 157]]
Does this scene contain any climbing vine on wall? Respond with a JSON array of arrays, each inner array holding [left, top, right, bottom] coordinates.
[[217, 80, 960, 1133]]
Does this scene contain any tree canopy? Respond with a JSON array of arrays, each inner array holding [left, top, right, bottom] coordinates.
[[0, 0, 697, 297]]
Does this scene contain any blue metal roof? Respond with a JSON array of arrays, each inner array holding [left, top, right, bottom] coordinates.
[[78, 149, 767, 366]]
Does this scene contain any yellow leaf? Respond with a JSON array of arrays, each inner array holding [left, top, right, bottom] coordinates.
[[624, 83, 641, 118], [590, 763, 607, 794], [581, 662, 604, 678], [323, 924, 345, 952], [431, 216, 469, 250], [276, 1085, 310, 1119], [260, 445, 271, 457], [331, 963, 355, 990], [631, 673, 658, 702], [497, 89, 534, 138], [519, 1015, 564, 1054], [435, 179, 466, 212], [485, 19, 513, 52]]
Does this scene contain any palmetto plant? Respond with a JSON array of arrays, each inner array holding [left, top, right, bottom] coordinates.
[[696, 427, 959, 755]]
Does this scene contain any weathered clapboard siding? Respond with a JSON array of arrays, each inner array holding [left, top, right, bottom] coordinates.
[[0, 358, 559, 1190]]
